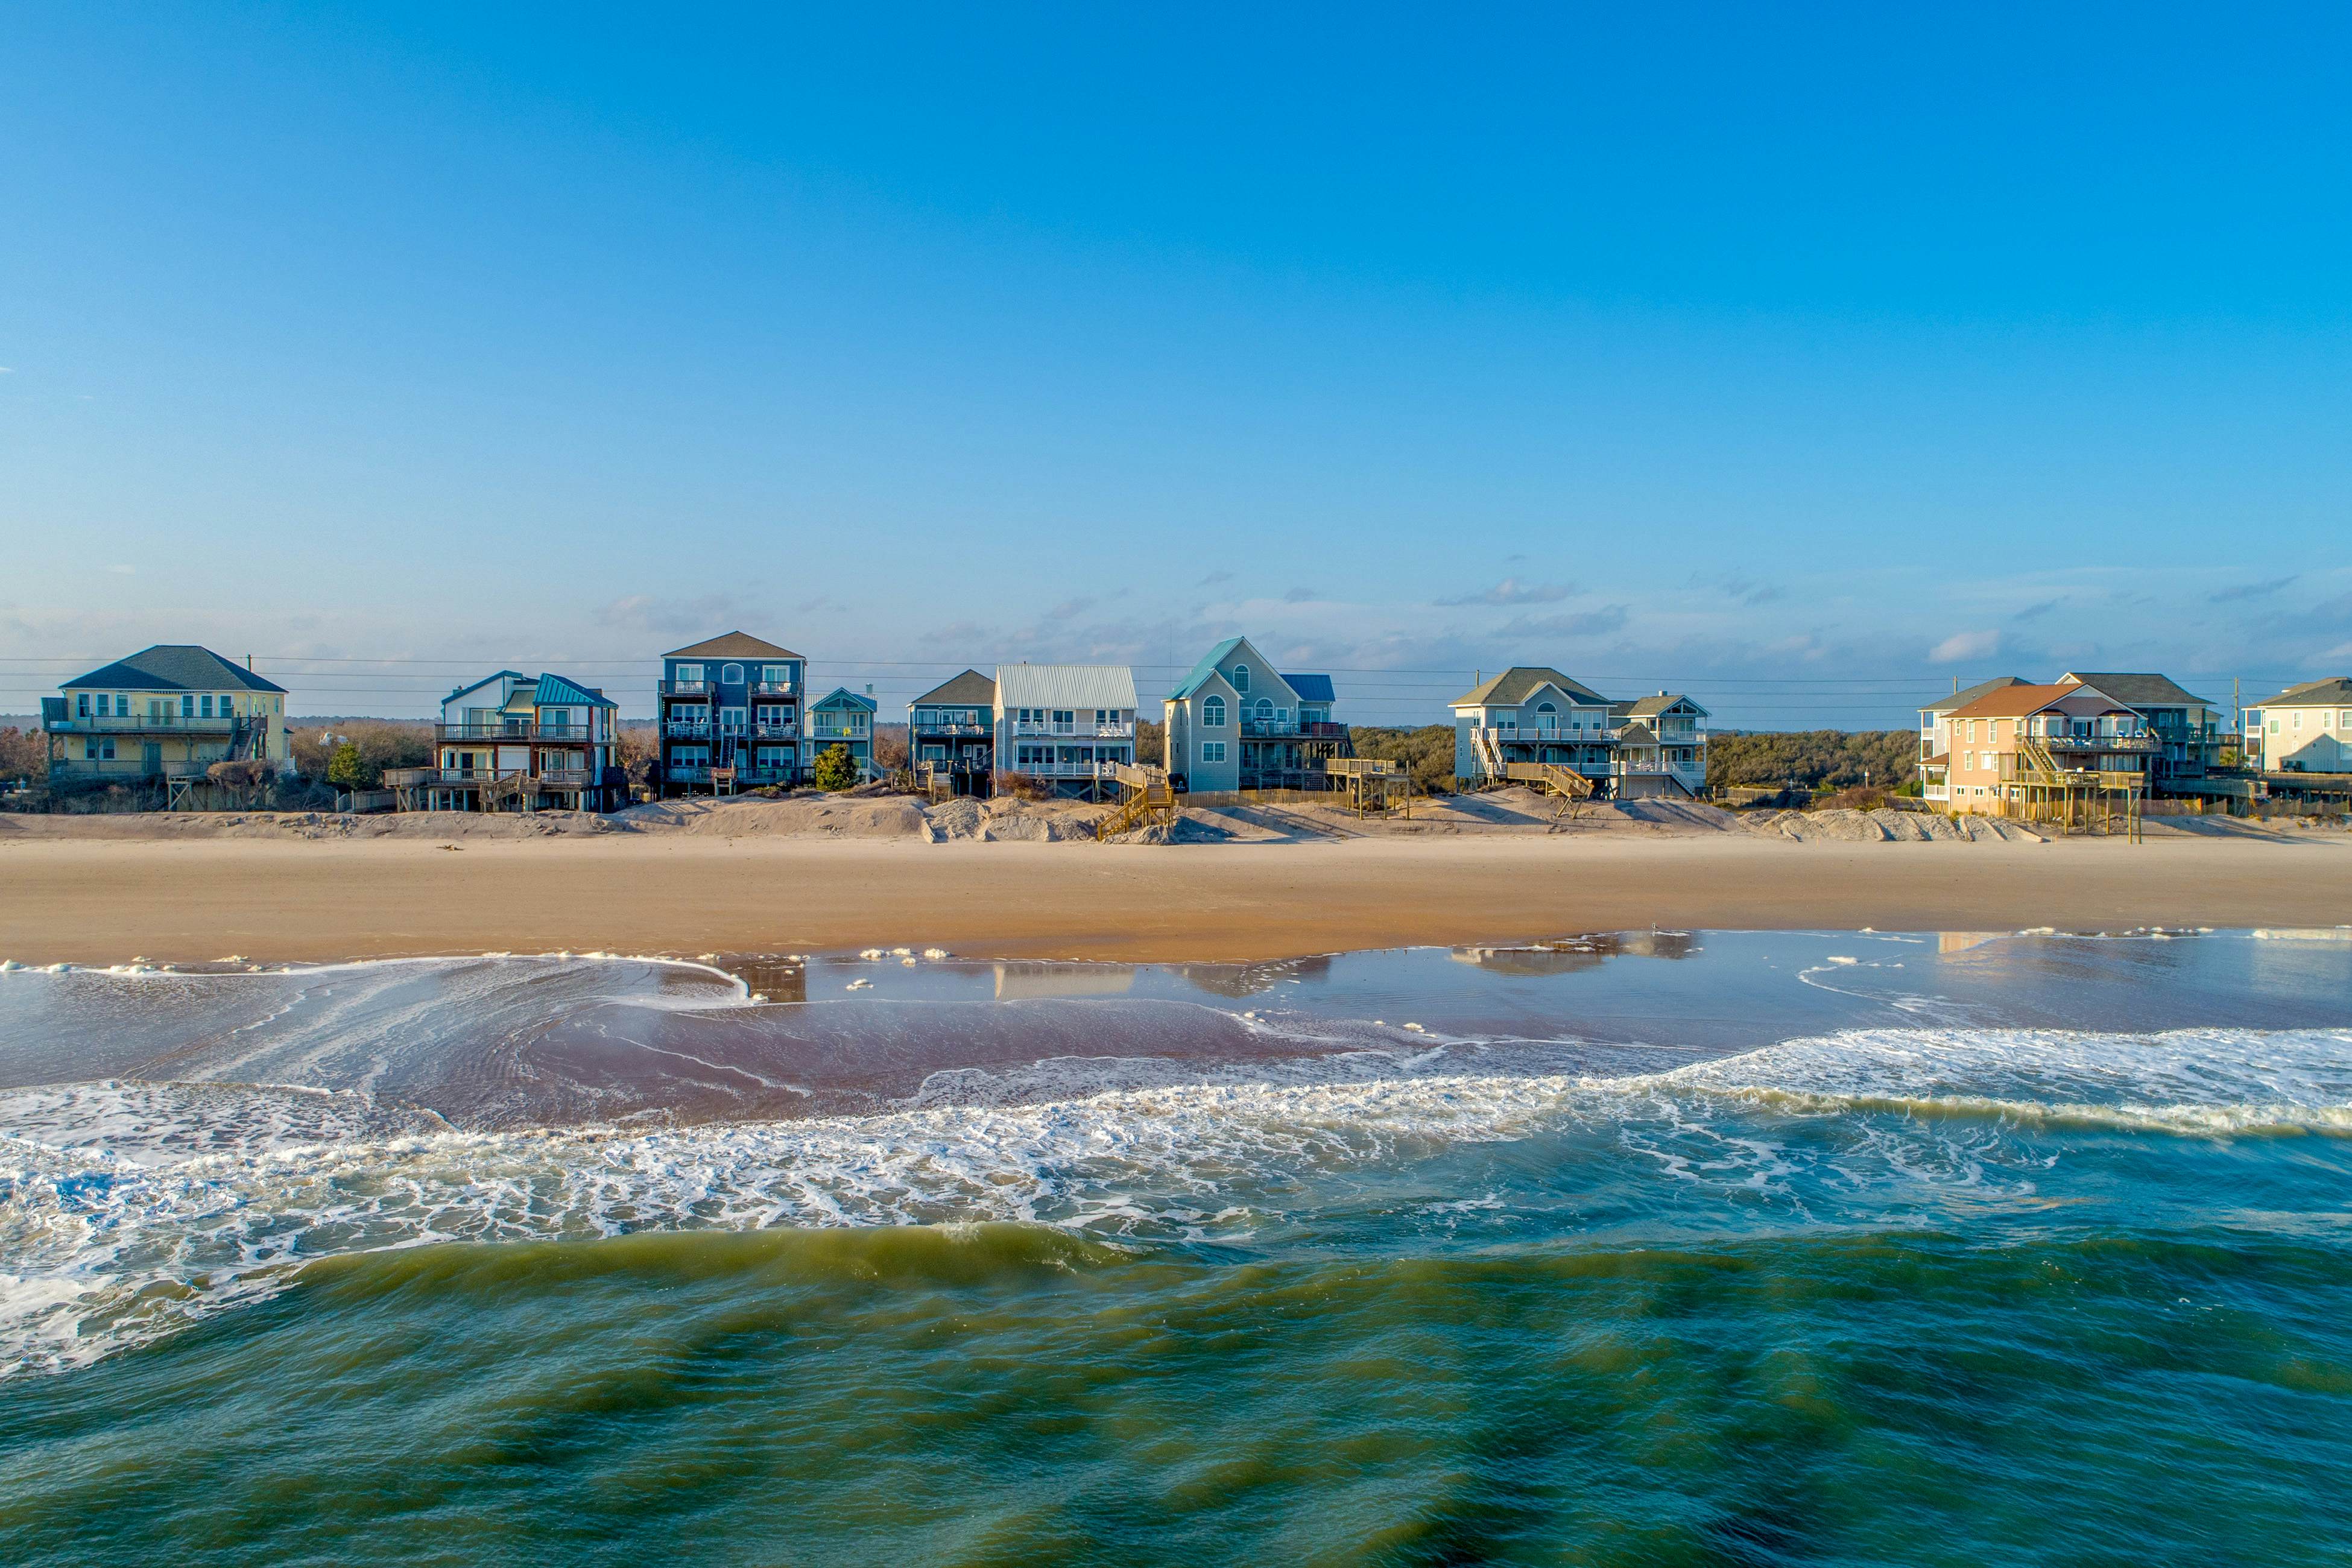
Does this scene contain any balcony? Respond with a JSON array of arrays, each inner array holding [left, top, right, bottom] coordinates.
[[46, 712, 244, 735], [1012, 760, 1115, 779], [749, 678, 797, 698], [665, 720, 711, 738], [1012, 721, 1133, 738], [915, 720, 991, 737], [2038, 732, 2158, 753], [808, 728, 868, 742], [660, 680, 709, 698], [437, 722, 590, 743], [752, 721, 798, 739], [536, 768, 597, 788]]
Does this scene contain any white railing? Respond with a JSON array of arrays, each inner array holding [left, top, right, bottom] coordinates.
[[808, 727, 868, 741], [1012, 721, 1133, 738], [665, 721, 710, 736], [1013, 760, 1117, 778], [753, 722, 798, 739]]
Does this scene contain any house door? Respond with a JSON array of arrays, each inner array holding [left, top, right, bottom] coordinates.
[[142, 743, 162, 772]]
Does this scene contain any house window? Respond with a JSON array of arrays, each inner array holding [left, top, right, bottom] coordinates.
[[1232, 665, 1251, 693], [200, 695, 212, 717], [86, 738, 115, 760], [178, 695, 192, 717], [761, 665, 788, 686], [677, 664, 703, 684], [76, 694, 89, 718], [1203, 696, 1225, 727], [720, 707, 746, 733], [721, 663, 744, 685], [1203, 741, 1227, 763]]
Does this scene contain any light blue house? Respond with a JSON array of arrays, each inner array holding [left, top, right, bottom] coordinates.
[[658, 631, 805, 792], [1450, 666, 1620, 791], [1164, 636, 1351, 792], [805, 687, 878, 782]]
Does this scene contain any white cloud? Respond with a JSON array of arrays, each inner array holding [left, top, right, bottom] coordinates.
[[1929, 629, 2001, 663]]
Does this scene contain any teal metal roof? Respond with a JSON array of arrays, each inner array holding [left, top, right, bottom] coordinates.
[[809, 686, 877, 712], [534, 673, 616, 709], [1169, 637, 1247, 700]]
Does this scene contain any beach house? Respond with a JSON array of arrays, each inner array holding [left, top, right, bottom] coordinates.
[[1609, 693, 1711, 798], [1937, 680, 2153, 815], [424, 671, 621, 811], [2242, 677, 2352, 774], [908, 670, 997, 796], [1915, 677, 2030, 805], [41, 645, 291, 785], [1449, 668, 1622, 791], [1163, 637, 1351, 792], [2057, 671, 2224, 784], [804, 688, 878, 782], [994, 663, 1139, 798], [657, 633, 805, 792]]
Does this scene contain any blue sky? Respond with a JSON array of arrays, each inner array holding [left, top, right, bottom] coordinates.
[[4, 4, 2347, 726]]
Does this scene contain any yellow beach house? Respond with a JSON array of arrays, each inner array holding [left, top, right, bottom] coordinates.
[[40, 645, 290, 783]]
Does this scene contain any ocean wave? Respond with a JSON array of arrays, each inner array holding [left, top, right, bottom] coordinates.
[[3, 1025, 2348, 1379]]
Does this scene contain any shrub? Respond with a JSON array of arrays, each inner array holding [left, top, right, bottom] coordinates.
[[811, 743, 860, 792], [325, 742, 370, 789]]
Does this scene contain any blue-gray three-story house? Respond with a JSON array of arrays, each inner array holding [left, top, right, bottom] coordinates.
[[658, 631, 806, 793]]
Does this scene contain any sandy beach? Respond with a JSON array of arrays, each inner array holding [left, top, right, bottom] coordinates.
[[2, 812, 2345, 965]]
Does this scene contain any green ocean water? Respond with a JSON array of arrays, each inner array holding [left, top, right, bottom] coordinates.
[[4, 936, 2351, 1563]]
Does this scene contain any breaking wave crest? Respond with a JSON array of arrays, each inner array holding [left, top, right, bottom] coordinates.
[[3, 1025, 2347, 1378]]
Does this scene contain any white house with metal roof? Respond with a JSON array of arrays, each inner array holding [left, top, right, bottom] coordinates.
[[41, 644, 291, 783], [1449, 667, 1621, 790], [424, 671, 621, 811], [1163, 636, 1350, 792], [994, 663, 1139, 798]]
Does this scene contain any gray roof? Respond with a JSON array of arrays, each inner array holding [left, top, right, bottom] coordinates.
[[1451, 666, 1609, 708], [1921, 675, 2028, 715], [1621, 692, 1706, 718], [1617, 722, 1659, 745], [2060, 671, 2212, 709], [912, 669, 997, 707], [994, 663, 1140, 711], [2247, 677, 2352, 709], [663, 631, 803, 660], [62, 645, 287, 695]]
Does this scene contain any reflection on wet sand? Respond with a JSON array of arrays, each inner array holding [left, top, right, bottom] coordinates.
[[993, 963, 1137, 1001], [1173, 956, 1334, 999], [1450, 931, 1697, 975]]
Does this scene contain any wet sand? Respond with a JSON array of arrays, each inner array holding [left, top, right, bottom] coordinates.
[[1, 832, 2347, 966]]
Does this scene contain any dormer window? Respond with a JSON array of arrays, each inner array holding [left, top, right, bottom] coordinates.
[[1232, 665, 1250, 694]]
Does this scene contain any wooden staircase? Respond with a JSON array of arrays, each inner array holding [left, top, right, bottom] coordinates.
[[1471, 726, 1508, 784], [1096, 762, 1177, 839], [1503, 760, 1596, 821]]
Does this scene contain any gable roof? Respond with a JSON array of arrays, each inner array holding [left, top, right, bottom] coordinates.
[[1617, 722, 1658, 746], [61, 644, 287, 695], [663, 631, 803, 661], [1283, 672, 1336, 704], [912, 670, 997, 707], [1621, 692, 1704, 718], [2060, 671, 2211, 708], [534, 673, 616, 709], [2248, 676, 2352, 709], [995, 662, 1141, 711], [1946, 681, 2135, 721], [444, 670, 530, 706], [810, 686, 877, 712], [1169, 637, 1301, 703], [1451, 666, 1608, 709], [1921, 675, 2029, 715]]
